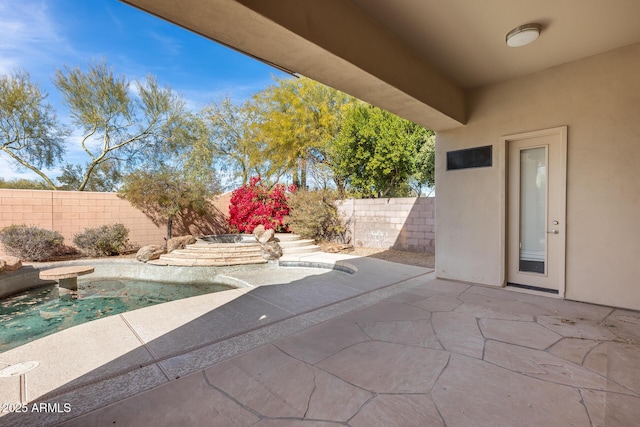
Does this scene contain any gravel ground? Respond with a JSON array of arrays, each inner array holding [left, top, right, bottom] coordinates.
[[319, 243, 435, 269]]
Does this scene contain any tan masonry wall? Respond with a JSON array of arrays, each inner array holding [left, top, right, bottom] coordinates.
[[0, 189, 232, 256], [337, 197, 435, 253], [0, 189, 435, 256]]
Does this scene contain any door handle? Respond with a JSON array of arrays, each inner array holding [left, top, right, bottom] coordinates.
[[547, 230, 559, 234]]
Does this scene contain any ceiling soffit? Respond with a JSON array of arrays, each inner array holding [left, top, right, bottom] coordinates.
[[237, 0, 466, 124], [122, 0, 467, 130], [347, 0, 640, 89]]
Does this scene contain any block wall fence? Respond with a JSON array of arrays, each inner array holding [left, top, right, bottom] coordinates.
[[0, 189, 435, 256], [337, 197, 435, 253], [0, 189, 231, 257]]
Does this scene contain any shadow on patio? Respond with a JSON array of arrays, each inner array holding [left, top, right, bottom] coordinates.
[[1, 255, 640, 426]]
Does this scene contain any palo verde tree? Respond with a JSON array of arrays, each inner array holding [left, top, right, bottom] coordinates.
[[0, 70, 68, 189], [57, 160, 123, 192], [119, 112, 222, 241], [119, 167, 219, 241], [0, 177, 50, 190], [333, 102, 435, 197], [201, 98, 261, 187], [247, 76, 354, 189], [53, 61, 186, 190]]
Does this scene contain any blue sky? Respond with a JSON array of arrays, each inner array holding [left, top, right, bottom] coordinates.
[[0, 0, 288, 181]]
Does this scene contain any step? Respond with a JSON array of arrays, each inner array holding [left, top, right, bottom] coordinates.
[[187, 243, 262, 250], [151, 257, 268, 267], [166, 249, 262, 259], [281, 245, 322, 254], [273, 233, 302, 242], [157, 254, 267, 265], [277, 239, 316, 248], [181, 247, 263, 255]]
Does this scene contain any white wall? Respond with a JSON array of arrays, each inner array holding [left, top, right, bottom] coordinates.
[[436, 42, 640, 310]]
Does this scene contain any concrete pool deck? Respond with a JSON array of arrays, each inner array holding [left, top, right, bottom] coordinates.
[[0, 252, 431, 426], [2, 253, 640, 426]]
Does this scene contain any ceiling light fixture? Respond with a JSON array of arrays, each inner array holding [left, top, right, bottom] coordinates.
[[506, 23, 541, 47]]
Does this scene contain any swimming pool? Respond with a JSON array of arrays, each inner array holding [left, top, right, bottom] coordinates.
[[0, 278, 234, 352], [0, 258, 356, 353]]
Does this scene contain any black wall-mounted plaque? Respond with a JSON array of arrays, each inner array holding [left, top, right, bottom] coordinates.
[[446, 145, 493, 170]]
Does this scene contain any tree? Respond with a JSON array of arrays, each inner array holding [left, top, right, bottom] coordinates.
[[53, 61, 186, 190], [151, 111, 219, 190], [247, 77, 354, 189], [56, 160, 122, 192], [119, 167, 218, 241], [333, 102, 434, 197], [116, 110, 223, 241], [201, 98, 258, 187], [412, 131, 436, 195], [0, 70, 68, 189], [0, 177, 50, 190], [118, 106, 224, 241]]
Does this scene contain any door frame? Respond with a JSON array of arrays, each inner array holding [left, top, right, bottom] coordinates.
[[500, 126, 567, 297]]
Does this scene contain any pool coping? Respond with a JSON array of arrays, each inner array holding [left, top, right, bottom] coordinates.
[[0, 257, 360, 299]]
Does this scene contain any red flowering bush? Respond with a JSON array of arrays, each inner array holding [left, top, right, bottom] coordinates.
[[228, 177, 296, 233]]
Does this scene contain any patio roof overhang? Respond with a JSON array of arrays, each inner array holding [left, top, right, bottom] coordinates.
[[121, 0, 640, 131]]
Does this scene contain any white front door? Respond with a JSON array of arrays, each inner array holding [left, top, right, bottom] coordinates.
[[506, 127, 567, 294]]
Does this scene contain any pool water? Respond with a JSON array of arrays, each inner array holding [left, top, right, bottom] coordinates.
[[0, 278, 233, 352]]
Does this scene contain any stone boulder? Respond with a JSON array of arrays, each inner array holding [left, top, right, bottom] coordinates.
[[0, 256, 22, 271], [0, 258, 5, 272], [136, 245, 166, 262], [166, 235, 196, 253], [261, 241, 283, 260], [323, 243, 354, 253], [253, 225, 275, 244]]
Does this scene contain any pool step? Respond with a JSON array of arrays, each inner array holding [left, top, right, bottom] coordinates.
[[163, 251, 263, 259], [274, 233, 303, 241], [275, 235, 322, 255], [155, 240, 265, 266], [149, 255, 267, 266], [184, 243, 263, 252], [282, 244, 322, 254], [277, 239, 316, 248], [151, 233, 321, 266]]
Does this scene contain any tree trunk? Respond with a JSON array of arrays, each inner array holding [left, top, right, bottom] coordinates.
[[298, 158, 307, 190], [166, 216, 173, 242], [300, 166, 307, 190], [334, 176, 346, 198], [1, 147, 59, 190]]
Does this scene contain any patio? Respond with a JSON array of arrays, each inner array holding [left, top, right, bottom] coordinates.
[[64, 277, 640, 426], [4, 254, 634, 426], [120, 0, 640, 313]]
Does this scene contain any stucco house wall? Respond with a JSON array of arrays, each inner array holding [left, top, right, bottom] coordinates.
[[436, 42, 640, 310]]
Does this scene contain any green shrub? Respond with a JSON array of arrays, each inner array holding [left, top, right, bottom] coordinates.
[[73, 223, 130, 257], [0, 224, 65, 261], [285, 190, 346, 242]]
